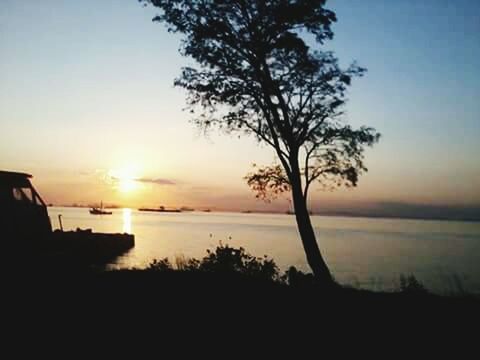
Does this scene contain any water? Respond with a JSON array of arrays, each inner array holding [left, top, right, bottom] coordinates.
[[48, 207, 480, 294]]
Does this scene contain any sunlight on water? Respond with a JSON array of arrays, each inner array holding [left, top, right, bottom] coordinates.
[[122, 208, 132, 234], [45, 207, 480, 294]]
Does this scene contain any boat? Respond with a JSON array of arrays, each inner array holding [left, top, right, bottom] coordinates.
[[138, 205, 181, 213], [89, 202, 112, 215], [89, 208, 112, 215]]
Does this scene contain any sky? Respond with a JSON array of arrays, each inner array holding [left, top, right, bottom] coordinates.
[[0, 0, 479, 219]]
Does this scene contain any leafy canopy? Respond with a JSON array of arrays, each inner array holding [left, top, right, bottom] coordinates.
[[141, 0, 380, 199]]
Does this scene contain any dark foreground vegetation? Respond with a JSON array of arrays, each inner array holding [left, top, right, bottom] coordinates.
[[6, 243, 478, 338], [2, 262, 477, 356]]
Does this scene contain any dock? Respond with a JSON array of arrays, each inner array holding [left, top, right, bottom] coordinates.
[[48, 229, 135, 265]]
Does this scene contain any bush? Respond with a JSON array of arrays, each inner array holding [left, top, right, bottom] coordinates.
[[399, 274, 429, 294], [146, 258, 173, 271], [281, 266, 316, 287], [175, 255, 201, 271], [199, 244, 280, 282], [146, 243, 280, 282]]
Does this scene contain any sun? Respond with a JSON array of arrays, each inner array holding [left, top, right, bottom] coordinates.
[[109, 166, 139, 193], [119, 177, 137, 193]]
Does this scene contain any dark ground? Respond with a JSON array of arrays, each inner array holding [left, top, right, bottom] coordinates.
[[2, 271, 478, 357], [6, 266, 479, 322], [2, 246, 479, 353]]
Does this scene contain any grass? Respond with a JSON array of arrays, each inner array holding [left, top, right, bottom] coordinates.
[[6, 242, 478, 339], [5, 243, 477, 351]]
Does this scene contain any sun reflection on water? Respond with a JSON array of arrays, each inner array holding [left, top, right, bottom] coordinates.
[[123, 208, 132, 234]]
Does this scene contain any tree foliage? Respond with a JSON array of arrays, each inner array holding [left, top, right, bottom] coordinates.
[[140, 0, 379, 200], [244, 163, 290, 202]]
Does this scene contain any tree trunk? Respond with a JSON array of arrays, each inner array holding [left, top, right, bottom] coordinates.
[[290, 168, 334, 286]]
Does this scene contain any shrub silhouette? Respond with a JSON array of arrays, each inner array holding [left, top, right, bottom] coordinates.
[[146, 244, 280, 282], [399, 275, 429, 294], [175, 255, 201, 271], [282, 266, 316, 287], [199, 244, 280, 282], [144, 248, 442, 295], [146, 258, 173, 272]]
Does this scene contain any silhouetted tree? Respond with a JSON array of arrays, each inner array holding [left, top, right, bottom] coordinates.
[[140, 0, 380, 285]]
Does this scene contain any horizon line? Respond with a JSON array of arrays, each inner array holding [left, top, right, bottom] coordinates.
[[48, 205, 480, 223]]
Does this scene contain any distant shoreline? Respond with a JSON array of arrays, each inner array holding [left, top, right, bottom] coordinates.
[[312, 212, 480, 223], [47, 205, 480, 223]]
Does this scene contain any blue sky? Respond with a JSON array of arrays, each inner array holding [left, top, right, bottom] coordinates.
[[0, 0, 479, 217]]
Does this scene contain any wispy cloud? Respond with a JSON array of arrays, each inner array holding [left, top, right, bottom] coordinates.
[[79, 170, 176, 186], [135, 177, 176, 185]]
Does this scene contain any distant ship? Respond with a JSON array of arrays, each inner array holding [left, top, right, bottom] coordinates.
[[138, 205, 181, 213], [89, 202, 112, 215]]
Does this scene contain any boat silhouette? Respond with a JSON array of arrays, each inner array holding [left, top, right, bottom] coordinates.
[[138, 205, 181, 213], [89, 202, 112, 215]]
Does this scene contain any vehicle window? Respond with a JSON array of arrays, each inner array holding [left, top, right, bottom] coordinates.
[[33, 191, 45, 206], [12, 187, 34, 204]]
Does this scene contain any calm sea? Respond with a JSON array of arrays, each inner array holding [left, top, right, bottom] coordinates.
[[48, 207, 480, 294]]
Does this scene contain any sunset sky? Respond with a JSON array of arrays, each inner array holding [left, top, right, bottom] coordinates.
[[1, 0, 479, 218]]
